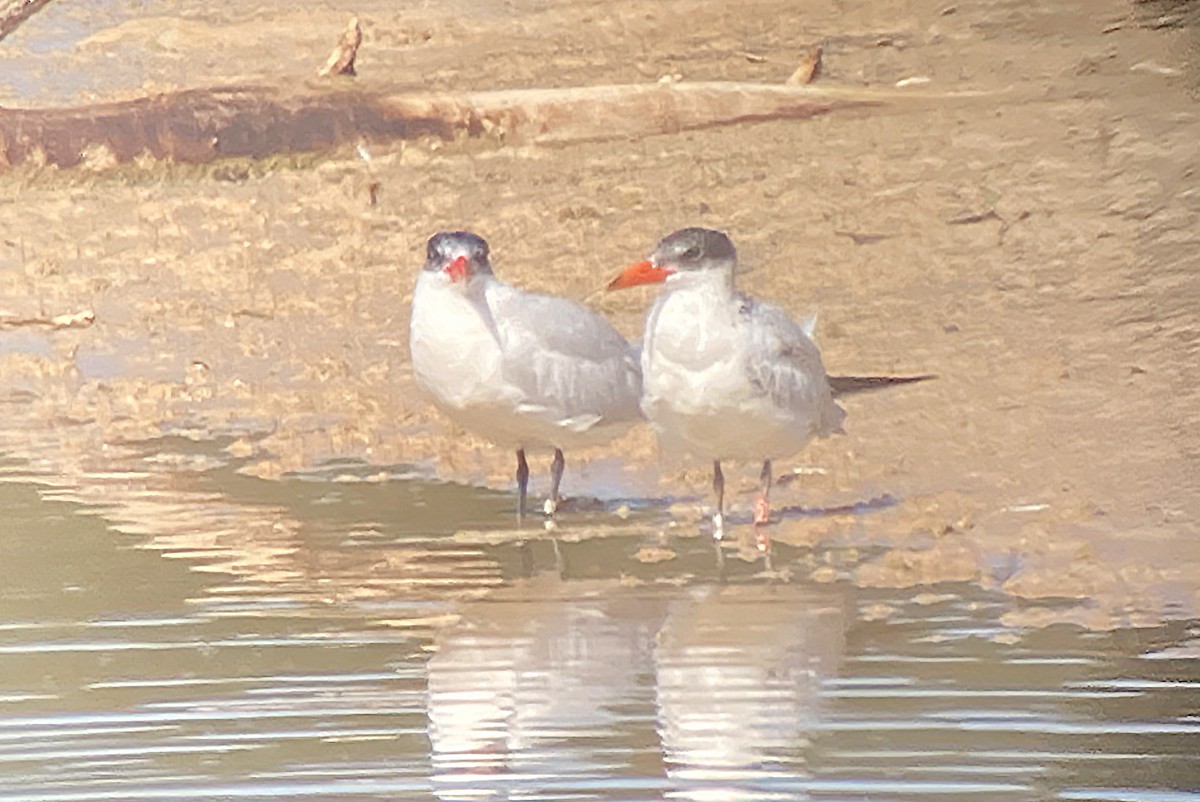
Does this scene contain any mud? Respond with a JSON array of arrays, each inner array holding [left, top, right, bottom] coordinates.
[[0, 0, 1198, 628]]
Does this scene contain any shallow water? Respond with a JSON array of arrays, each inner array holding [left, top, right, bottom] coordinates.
[[1, 451, 1198, 802], [2, 0, 1200, 797]]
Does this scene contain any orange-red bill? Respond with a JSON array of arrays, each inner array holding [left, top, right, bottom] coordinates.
[[606, 260, 673, 290], [445, 255, 470, 282]]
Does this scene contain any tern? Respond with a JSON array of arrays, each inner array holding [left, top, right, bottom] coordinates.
[[411, 231, 643, 521], [608, 227, 846, 544]]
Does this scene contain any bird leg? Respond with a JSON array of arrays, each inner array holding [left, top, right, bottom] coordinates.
[[515, 448, 530, 525], [712, 459, 726, 538], [544, 448, 565, 517], [753, 458, 773, 552], [753, 459, 773, 524]]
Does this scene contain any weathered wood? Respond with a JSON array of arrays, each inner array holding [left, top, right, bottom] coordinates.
[[0, 0, 54, 42], [0, 309, 94, 330], [318, 16, 363, 77], [786, 44, 824, 85], [0, 81, 886, 171]]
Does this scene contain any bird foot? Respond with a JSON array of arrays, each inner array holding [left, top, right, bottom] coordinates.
[[752, 495, 771, 526], [755, 528, 771, 554], [712, 512, 725, 539], [543, 498, 558, 517]]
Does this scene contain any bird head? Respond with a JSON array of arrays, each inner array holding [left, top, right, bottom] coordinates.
[[607, 227, 737, 291], [423, 230, 494, 288]]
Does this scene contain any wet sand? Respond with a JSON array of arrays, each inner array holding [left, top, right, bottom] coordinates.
[[1, 0, 1198, 627]]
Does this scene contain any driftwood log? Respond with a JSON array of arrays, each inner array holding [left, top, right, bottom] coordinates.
[[0, 81, 887, 170], [0, 0, 54, 42]]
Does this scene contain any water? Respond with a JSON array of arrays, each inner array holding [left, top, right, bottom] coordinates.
[[1, 0, 1199, 797], [1, 449, 1197, 801]]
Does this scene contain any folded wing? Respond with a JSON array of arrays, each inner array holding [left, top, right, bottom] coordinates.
[[742, 297, 846, 437], [487, 285, 644, 433]]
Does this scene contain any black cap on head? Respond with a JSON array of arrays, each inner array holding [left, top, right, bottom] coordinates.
[[653, 227, 737, 270], [424, 230, 493, 273]]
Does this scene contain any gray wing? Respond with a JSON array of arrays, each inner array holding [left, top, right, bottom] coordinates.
[[741, 296, 846, 436], [487, 284, 643, 430]]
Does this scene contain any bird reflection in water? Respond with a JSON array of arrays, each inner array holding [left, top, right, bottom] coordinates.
[[426, 578, 845, 800]]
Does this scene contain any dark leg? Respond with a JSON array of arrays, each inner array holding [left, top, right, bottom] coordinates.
[[516, 448, 530, 525], [552, 537, 566, 577], [754, 458, 773, 553], [712, 459, 726, 538], [545, 448, 565, 517]]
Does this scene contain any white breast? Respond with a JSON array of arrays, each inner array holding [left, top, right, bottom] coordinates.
[[641, 277, 839, 462], [411, 272, 506, 406]]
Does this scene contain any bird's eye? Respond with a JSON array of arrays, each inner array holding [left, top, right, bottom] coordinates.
[[680, 245, 701, 260]]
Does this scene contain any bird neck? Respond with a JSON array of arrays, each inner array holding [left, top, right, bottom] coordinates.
[[666, 265, 735, 297]]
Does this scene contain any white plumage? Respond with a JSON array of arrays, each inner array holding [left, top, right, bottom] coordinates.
[[410, 231, 642, 518], [609, 227, 844, 542]]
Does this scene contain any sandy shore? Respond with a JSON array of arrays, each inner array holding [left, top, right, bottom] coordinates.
[[1, 0, 1197, 628]]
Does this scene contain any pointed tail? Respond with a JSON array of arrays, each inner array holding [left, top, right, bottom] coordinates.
[[828, 374, 937, 398]]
